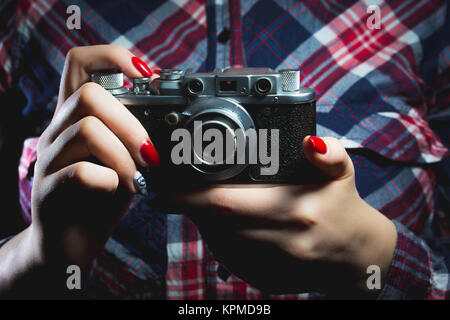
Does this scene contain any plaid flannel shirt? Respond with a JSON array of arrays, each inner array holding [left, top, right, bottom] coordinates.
[[1, 0, 449, 299]]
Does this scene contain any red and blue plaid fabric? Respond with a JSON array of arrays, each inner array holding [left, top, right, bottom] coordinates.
[[1, 0, 450, 299]]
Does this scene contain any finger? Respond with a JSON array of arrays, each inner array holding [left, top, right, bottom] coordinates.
[[57, 45, 153, 107], [155, 185, 305, 220], [46, 161, 120, 196], [302, 136, 354, 181], [38, 116, 143, 194], [38, 161, 132, 251], [40, 82, 159, 167]]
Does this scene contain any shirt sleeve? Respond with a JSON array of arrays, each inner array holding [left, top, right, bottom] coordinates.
[[378, 220, 449, 299], [17, 137, 38, 225], [0, 0, 21, 95], [379, 6, 450, 298]]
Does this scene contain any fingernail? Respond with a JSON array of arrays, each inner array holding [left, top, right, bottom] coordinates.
[[308, 136, 327, 154], [131, 57, 153, 77], [140, 140, 160, 166], [134, 171, 148, 195]]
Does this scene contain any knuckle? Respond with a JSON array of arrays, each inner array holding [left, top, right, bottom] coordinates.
[[65, 47, 81, 68], [77, 82, 105, 114], [279, 232, 318, 261], [72, 116, 103, 148], [292, 201, 320, 225], [33, 158, 46, 180], [69, 162, 91, 184], [78, 82, 103, 104], [108, 45, 128, 56], [38, 122, 58, 154], [77, 115, 102, 138], [291, 237, 318, 260], [36, 134, 48, 154], [35, 137, 53, 174], [65, 48, 74, 61]]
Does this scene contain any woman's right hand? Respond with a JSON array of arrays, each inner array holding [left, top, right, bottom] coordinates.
[[30, 45, 159, 268]]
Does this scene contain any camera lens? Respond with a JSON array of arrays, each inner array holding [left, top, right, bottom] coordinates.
[[254, 78, 272, 95], [187, 79, 204, 95], [192, 120, 236, 170]]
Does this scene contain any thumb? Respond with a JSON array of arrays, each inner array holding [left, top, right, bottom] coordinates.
[[302, 136, 355, 181]]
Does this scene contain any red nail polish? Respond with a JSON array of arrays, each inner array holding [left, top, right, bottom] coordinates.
[[308, 136, 327, 154], [140, 140, 160, 166], [132, 57, 153, 77]]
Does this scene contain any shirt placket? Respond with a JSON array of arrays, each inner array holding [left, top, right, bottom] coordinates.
[[206, 0, 244, 70]]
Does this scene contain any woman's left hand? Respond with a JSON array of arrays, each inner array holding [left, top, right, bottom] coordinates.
[[153, 136, 397, 296]]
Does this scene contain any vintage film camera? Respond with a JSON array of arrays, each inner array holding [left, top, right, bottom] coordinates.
[[91, 68, 318, 190]]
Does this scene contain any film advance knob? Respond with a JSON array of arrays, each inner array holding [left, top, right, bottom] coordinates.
[[279, 69, 300, 92], [91, 72, 129, 95]]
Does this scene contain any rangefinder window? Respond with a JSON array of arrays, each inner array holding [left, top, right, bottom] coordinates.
[[219, 80, 237, 92]]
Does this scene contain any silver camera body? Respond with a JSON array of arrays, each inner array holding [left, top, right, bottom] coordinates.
[[92, 68, 318, 190]]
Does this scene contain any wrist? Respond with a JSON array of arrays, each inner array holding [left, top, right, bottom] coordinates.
[[3, 225, 86, 298], [352, 198, 397, 293], [0, 226, 46, 297], [27, 224, 46, 268]]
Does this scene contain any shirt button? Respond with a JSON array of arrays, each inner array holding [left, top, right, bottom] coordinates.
[[218, 28, 231, 43]]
